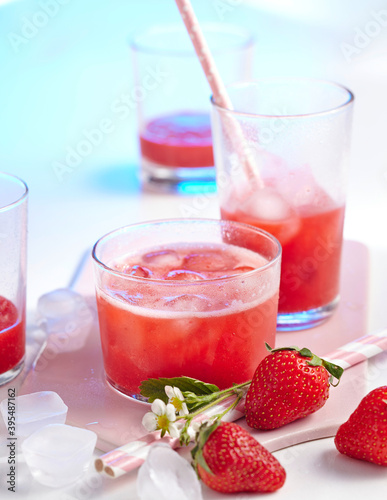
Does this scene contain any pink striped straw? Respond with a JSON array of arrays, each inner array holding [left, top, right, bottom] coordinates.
[[324, 328, 387, 369], [96, 395, 244, 478], [94, 329, 387, 479], [174, 0, 263, 188]]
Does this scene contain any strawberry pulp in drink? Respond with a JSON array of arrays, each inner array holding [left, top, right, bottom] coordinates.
[[95, 243, 279, 395], [139, 112, 214, 168], [0, 296, 25, 374]]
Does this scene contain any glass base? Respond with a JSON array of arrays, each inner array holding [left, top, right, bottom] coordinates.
[[106, 374, 149, 405], [0, 357, 24, 386], [141, 158, 216, 194], [276, 297, 339, 332]]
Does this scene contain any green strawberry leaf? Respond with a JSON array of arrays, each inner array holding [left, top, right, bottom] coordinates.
[[191, 420, 221, 475], [139, 376, 219, 404], [266, 344, 344, 386], [183, 391, 224, 412], [321, 359, 344, 386]]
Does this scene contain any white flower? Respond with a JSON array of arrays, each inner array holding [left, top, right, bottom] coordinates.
[[142, 399, 180, 438], [165, 386, 189, 416]]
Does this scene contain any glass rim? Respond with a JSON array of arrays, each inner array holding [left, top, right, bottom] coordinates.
[[92, 218, 281, 285], [0, 172, 28, 213], [129, 22, 255, 57], [210, 77, 355, 119]]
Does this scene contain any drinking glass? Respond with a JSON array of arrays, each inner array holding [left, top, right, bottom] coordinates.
[[0, 172, 28, 385], [211, 78, 354, 331], [130, 23, 254, 193], [92, 218, 281, 399]]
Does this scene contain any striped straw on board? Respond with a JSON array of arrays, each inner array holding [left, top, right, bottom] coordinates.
[[323, 328, 387, 369], [95, 328, 387, 479]]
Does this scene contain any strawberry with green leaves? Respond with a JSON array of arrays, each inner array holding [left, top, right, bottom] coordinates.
[[334, 385, 387, 465], [191, 420, 286, 493], [245, 344, 343, 430]]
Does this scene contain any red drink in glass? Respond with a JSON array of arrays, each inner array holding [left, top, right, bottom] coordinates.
[[130, 24, 254, 191], [0, 171, 28, 385], [0, 296, 25, 375], [210, 79, 354, 330], [140, 112, 213, 168], [93, 219, 281, 398], [222, 199, 345, 315]]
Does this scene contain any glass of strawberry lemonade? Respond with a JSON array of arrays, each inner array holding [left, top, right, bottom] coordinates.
[[92, 219, 281, 399], [211, 78, 354, 331], [130, 24, 254, 192], [0, 172, 28, 385]]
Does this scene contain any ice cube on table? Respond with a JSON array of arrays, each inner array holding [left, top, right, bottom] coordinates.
[[137, 443, 203, 500], [36, 288, 94, 352], [21, 424, 97, 488], [0, 391, 68, 438]]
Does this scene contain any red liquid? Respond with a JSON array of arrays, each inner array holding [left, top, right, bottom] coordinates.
[[96, 244, 278, 394], [222, 201, 345, 314], [139, 112, 214, 168], [0, 296, 25, 374]]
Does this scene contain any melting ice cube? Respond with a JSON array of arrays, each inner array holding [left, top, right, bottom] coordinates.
[[36, 288, 94, 352], [137, 443, 203, 500], [182, 250, 237, 273], [240, 189, 301, 244], [142, 249, 181, 267], [229, 265, 256, 276], [0, 391, 68, 438], [164, 294, 211, 312], [124, 265, 153, 278], [21, 423, 97, 488], [241, 188, 293, 221], [163, 270, 205, 281]]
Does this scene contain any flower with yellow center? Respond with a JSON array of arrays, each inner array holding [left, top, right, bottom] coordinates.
[[165, 386, 189, 416], [142, 399, 180, 438]]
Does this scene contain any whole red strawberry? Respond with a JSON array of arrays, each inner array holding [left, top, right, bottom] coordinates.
[[334, 386, 387, 465], [245, 344, 343, 430], [191, 421, 285, 493]]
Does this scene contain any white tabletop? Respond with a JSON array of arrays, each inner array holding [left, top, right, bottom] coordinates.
[[1, 0, 387, 498]]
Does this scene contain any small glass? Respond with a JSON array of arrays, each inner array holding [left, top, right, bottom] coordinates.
[[0, 172, 28, 385], [130, 23, 254, 193], [92, 218, 281, 399], [210, 78, 354, 331]]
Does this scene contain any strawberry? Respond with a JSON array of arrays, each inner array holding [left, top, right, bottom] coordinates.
[[245, 344, 343, 430], [191, 420, 286, 493], [334, 386, 387, 465]]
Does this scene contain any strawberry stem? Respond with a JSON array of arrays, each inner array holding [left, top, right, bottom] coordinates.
[[178, 382, 249, 421]]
